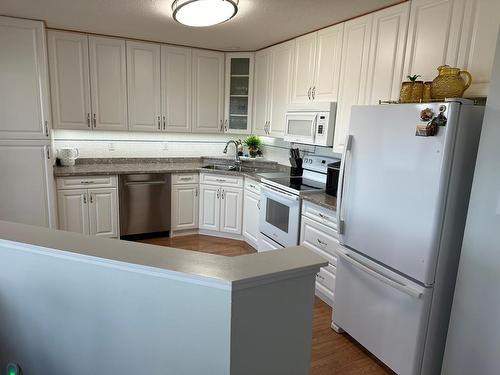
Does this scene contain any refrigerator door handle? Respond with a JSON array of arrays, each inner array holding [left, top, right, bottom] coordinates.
[[338, 251, 423, 299], [337, 134, 352, 237]]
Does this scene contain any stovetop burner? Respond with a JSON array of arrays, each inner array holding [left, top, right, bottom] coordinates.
[[265, 176, 325, 192]]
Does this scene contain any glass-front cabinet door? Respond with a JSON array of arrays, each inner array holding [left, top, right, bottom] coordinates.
[[224, 53, 254, 134]]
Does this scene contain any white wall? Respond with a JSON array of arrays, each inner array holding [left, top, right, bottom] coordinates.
[[53, 130, 340, 165], [442, 31, 500, 375]]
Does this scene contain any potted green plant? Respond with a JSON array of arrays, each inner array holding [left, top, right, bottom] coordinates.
[[243, 135, 262, 158]]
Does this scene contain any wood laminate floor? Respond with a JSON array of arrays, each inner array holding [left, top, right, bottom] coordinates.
[[140, 234, 392, 375]]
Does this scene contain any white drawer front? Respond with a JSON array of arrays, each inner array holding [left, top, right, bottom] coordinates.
[[300, 216, 339, 266], [201, 173, 243, 187], [244, 177, 261, 195], [302, 201, 337, 229], [316, 264, 336, 293], [57, 175, 117, 189], [172, 173, 199, 185]]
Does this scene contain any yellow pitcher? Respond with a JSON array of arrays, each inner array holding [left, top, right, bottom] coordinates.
[[430, 65, 472, 99]]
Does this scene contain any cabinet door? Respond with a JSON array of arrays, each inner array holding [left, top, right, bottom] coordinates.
[[313, 23, 344, 102], [88, 188, 118, 238], [291, 33, 316, 103], [252, 49, 272, 136], [48, 31, 92, 130], [162, 46, 192, 132], [199, 184, 220, 231], [220, 187, 243, 235], [243, 190, 260, 247], [224, 53, 254, 134], [403, 0, 471, 82], [0, 141, 56, 228], [127, 41, 161, 132], [192, 50, 224, 133], [0, 17, 51, 139], [172, 184, 199, 230], [333, 14, 372, 154], [365, 3, 409, 104], [89, 36, 128, 131], [57, 189, 89, 235], [269, 40, 294, 137]]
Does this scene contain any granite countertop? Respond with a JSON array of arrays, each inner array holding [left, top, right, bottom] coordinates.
[[302, 191, 337, 211], [53, 157, 287, 181], [0, 221, 327, 289]]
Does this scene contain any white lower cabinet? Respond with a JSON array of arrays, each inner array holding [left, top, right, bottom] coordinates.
[[171, 176, 199, 231], [300, 201, 339, 307], [199, 174, 243, 236], [56, 176, 119, 238], [243, 178, 261, 248]]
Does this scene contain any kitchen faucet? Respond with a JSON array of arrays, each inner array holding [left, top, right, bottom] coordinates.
[[223, 140, 241, 166]]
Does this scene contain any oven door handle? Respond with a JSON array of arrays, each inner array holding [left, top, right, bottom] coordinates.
[[261, 185, 300, 201]]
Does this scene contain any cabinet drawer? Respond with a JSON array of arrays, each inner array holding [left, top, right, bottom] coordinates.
[[316, 264, 336, 292], [300, 215, 339, 266], [172, 173, 199, 185], [57, 175, 117, 189], [201, 173, 243, 187], [244, 177, 261, 195], [302, 201, 337, 229]]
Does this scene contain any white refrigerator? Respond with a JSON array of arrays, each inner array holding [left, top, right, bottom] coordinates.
[[332, 100, 484, 375]]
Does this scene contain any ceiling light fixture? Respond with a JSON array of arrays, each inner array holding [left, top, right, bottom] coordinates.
[[172, 0, 238, 27]]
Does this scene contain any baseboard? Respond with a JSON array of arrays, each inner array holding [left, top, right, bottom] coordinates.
[[199, 229, 244, 241], [170, 229, 199, 237]]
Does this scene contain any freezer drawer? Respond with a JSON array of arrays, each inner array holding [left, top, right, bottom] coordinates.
[[333, 248, 432, 375]]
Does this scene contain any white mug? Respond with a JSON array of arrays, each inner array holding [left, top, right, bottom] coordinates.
[[57, 148, 79, 159]]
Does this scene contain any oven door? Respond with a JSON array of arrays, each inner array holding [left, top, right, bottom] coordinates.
[[259, 185, 301, 247], [284, 112, 317, 145]]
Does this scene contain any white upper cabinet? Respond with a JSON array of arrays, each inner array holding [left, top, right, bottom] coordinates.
[[404, 0, 499, 97], [313, 24, 344, 102], [252, 49, 272, 136], [0, 17, 51, 139], [269, 40, 294, 138], [365, 2, 410, 104], [48, 31, 92, 130], [127, 41, 161, 132], [333, 14, 372, 153], [292, 33, 317, 103], [192, 49, 225, 133], [292, 23, 343, 103], [89, 36, 128, 131], [224, 53, 254, 134], [162, 46, 192, 132]]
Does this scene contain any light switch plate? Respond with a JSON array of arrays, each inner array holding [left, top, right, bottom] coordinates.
[[162, 142, 168, 151], [108, 143, 115, 152]]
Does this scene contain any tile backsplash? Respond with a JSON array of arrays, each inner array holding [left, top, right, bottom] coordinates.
[[53, 130, 340, 166]]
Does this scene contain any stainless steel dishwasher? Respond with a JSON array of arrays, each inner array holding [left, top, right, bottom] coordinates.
[[119, 174, 171, 237]]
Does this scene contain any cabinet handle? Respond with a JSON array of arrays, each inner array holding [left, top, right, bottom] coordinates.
[[195, 188, 198, 197], [308, 87, 311, 100], [81, 181, 95, 185], [317, 238, 327, 247], [219, 120, 223, 132], [46, 147, 50, 159], [216, 178, 226, 182], [217, 188, 220, 199], [224, 119, 228, 132], [44, 121, 49, 136], [257, 200, 260, 210], [312, 86, 316, 100], [90, 193, 94, 203], [316, 274, 325, 281], [163, 116, 166, 130], [158, 116, 161, 130], [221, 189, 225, 199], [87, 113, 91, 128], [83, 193, 87, 204], [318, 213, 330, 221], [93, 113, 97, 128]]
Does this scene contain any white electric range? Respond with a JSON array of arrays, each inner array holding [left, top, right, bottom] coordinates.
[[259, 155, 339, 249]]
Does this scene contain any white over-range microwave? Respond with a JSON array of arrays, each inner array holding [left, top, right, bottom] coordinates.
[[284, 102, 337, 146]]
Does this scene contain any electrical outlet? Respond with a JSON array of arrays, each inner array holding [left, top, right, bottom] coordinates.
[[162, 142, 168, 151], [108, 143, 115, 152]]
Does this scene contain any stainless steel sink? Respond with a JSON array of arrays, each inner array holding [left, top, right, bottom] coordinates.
[[202, 164, 237, 171]]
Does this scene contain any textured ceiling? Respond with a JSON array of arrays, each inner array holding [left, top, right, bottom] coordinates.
[[0, 0, 403, 51]]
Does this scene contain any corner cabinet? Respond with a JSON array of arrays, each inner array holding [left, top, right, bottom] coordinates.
[[192, 49, 225, 133], [199, 174, 243, 236], [0, 16, 51, 140], [56, 176, 119, 238], [223, 53, 254, 134], [292, 23, 344, 103]]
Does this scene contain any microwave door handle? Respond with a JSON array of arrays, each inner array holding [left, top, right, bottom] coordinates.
[[311, 114, 318, 140], [336, 134, 352, 238]]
